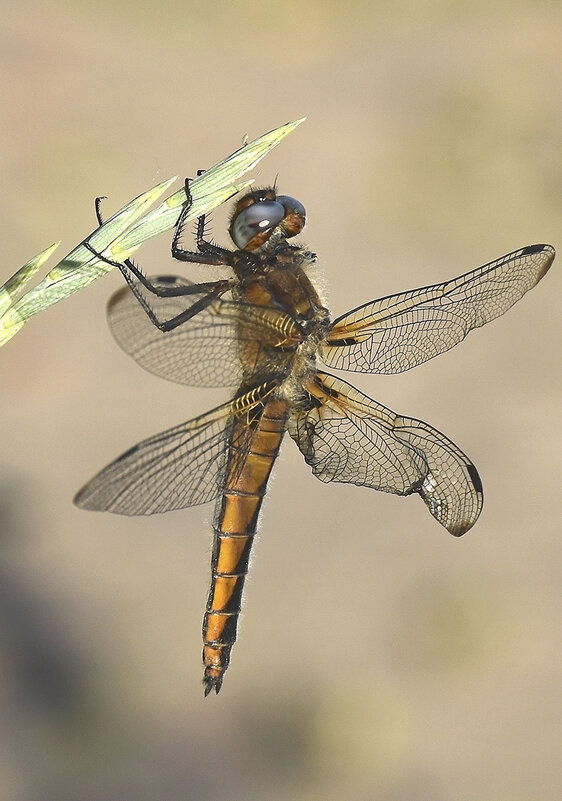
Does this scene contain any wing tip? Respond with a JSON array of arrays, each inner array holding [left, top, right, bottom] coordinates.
[[73, 486, 94, 510], [521, 243, 556, 282], [447, 518, 476, 537], [73, 480, 107, 511], [520, 243, 554, 256]]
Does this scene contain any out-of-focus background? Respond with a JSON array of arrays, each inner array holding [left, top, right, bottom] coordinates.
[[1, 2, 560, 799]]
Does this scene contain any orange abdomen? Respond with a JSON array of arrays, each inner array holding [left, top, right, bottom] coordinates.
[[202, 397, 289, 695]]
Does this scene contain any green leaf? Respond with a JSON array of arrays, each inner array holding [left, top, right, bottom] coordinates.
[[0, 242, 60, 318], [0, 118, 305, 347]]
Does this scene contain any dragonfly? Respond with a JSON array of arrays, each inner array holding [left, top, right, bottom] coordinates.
[[75, 181, 555, 695]]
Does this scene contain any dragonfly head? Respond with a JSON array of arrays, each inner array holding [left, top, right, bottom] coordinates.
[[229, 188, 306, 251]]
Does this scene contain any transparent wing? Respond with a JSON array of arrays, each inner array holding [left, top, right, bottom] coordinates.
[[107, 276, 242, 387], [74, 385, 273, 515], [320, 244, 554, 374], [107, 276, 302, 387], [288, 372, 482, 535]]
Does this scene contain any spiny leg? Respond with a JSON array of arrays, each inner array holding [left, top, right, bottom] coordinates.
[[172, 174, 233, 266], [85, 192, 234, 331], [83, 239, 233, 332]]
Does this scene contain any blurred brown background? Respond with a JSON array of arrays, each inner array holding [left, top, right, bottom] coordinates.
[[1, 2, 560, 799]]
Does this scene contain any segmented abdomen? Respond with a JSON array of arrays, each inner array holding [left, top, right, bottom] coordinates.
[[202, 396, 289, 695]]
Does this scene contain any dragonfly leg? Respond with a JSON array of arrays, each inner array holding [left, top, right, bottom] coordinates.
[[172, 176, 234, 266], [85, 177, 237, 331], [83, 239, 233, 332], [149, 284, 232, 332], [94, 196, 107, 226], [91, 195, 161, 291]]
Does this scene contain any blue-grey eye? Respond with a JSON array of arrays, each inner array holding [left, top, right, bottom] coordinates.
[[276, 196, 306, 220], [230, 201, 285, 249]]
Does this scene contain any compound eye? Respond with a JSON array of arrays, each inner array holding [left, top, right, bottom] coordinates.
[[230, 200, 285, 249], [276, 195, 306, 220]]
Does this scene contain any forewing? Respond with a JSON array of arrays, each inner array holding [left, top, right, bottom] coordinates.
[[320, 244, 554, 374], [108, 276, 301, 387], [74, 387, 271, 515], [288, 372, 482, 535]]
